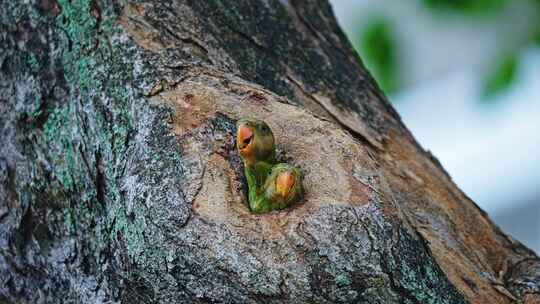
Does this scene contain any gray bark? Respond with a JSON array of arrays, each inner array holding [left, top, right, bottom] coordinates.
[[0, 0, 538, 303]]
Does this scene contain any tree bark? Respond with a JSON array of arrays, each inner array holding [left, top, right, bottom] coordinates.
[[1, 0, 538, 303]]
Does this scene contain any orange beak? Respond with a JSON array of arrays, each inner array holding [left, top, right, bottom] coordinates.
[[275, 171, 295, 199], [237, 124, 254, 156]]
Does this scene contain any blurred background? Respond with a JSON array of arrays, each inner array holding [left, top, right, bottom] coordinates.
[[329, 0, 540, 253]]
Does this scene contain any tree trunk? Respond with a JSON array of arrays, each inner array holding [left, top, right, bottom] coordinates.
[[1, 0, 538, 303]]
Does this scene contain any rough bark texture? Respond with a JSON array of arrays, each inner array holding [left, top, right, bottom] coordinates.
[[1, 0, 538, 303]]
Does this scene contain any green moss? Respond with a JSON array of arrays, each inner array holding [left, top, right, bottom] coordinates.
[[37, 0, 145, 264], [43, 107, 76, 192], [53, 0, 130, 188], [392, 254, 460, 303], [108, 204, 149, 262], [27, 53, 40, 73], [369, 276, 386, 289], [49, 0, 171, 272], [335, 273, 351, 287], [357, 18, 399, 94], [63, 208, 76, 234], [56, 0, 99, 53]]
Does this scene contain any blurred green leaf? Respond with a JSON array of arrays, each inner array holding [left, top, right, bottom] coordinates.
[[358, 18, 398, 94], [482, 54, 517, 100], [533, 1, 540, 45], [422, 0, 507, 15]]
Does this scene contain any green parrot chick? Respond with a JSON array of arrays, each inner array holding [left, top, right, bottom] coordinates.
[[236, 118, 303, 213], [236, 118, 275, 165]]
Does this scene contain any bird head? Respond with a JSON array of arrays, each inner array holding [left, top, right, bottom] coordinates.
[[265, 164, 302, 206], [236, 118, 275, 164]]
